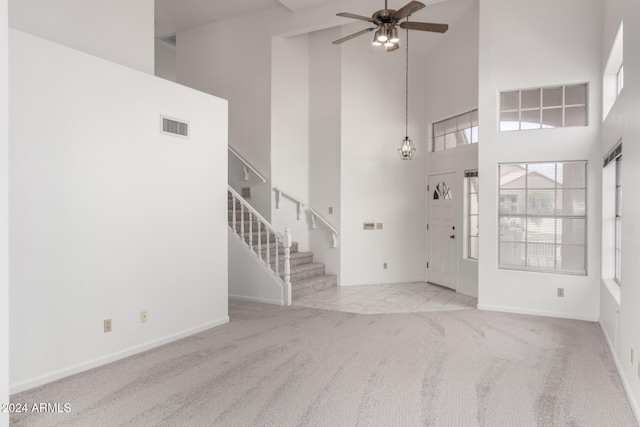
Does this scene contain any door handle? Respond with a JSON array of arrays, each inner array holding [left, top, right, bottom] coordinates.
[[450, 234, 455, 239]]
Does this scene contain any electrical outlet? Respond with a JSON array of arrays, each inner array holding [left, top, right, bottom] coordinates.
[[557, 288, 564, 297], [328, 207, 333, 214], [141, 310, 148, 323], [104, 319, 112, 333], [383, 262, 388, 269], [376, 223, 383, 230]]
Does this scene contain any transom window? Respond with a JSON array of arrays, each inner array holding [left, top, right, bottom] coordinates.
[[499, 84, 588, 131], [432, 108, 478, 152], [498, 161, 587, 275]]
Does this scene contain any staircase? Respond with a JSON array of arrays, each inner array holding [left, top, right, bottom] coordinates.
[[228, 191, 337, 300]]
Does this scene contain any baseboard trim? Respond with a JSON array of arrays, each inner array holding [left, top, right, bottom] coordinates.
[[599, 321, 640, 425], [10, 316, 229, 395], [477, 304, 599, 322], [229, 294, 283, 306]]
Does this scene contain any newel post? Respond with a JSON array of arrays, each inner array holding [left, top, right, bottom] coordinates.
[[283, 227, 292, 305]]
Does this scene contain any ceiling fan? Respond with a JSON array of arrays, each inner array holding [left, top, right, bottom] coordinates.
[[332, 0, 448, 52]]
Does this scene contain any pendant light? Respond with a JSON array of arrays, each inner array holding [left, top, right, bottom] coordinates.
[[399, 24, 416, 160]]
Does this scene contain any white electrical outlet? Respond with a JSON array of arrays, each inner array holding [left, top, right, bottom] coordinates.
[[557, 288, 564, 297], [104, 319, 112, 333], [376, 223, 383, 230], [141, 310, 148, 323], [383, 262, 388, 269]]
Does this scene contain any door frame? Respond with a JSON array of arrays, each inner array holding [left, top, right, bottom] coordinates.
[[426, 171, 459, 291]]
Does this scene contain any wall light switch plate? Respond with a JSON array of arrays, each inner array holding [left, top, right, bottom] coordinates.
[[328, 207, 333, 214], [557, 288, 564, 297], [104, 319, 112, 333], [141, 310, 148, 323], [631, 348, 634, 364], [363, 222, 375, 230], [383, 262, 388, 269]]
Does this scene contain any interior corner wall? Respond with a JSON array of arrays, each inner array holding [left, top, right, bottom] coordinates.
[[601, 0, 640, 418], [271, 34, 310, 251], [8, 0, 154, 74], [339, 23, 426, 286], [477, 0, 603, 321], [1, 0, 9, 424], [9, 30, 228, 392], [423, 0, 479, 298], [177, 17, 273, 220], [309, 27, 341, 283], [155, 40, 176, 82]]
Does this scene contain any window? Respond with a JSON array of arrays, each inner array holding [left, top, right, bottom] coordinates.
[[498, 162, 587, 275], [499, 84, 588, 131], [615, 154, 622, 283], [432, 109, 478, 152], [465, 171, 479, 260], [617, 64, 624, 95]]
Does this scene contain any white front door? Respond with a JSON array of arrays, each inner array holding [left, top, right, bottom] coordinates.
[[427, 173, 457, 290]]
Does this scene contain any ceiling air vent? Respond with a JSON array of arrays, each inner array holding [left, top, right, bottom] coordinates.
[[161, 115, 189, 139]]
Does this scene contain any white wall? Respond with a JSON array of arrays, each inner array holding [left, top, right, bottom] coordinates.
[[477, 0, 603, 321], [600, 0, 640, 418], [309, 27, 341, 283], [0, 0, 8, 424], [9, 0, 153, 74], [271, 34, 310, 251], [178, 14, 273, 220], [9, 30, 228, 392], [155, 39, 176, 82], [339, 23, 427, 286], [424, 0, 479, 297]]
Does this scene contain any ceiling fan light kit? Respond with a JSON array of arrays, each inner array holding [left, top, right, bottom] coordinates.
[[333, 0, 448, 51]]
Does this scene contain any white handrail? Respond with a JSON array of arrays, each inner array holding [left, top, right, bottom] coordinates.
[[273, 186, 339, 248], [273, 187, 305, 220], [309, 208, 339, 248], [228, 146, 267, 183], [229, 187, 280, 237]]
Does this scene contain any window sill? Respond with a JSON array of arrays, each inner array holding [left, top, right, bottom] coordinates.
[[602, 278, 621, 306]]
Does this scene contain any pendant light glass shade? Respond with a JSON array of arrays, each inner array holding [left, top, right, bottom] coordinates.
[[398, 137, 416, 160]]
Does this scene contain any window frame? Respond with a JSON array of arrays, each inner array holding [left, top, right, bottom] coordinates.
[[614, 154, 622, 284], [499, 83, 589, 132], [465, 170, 479, 260], [432, 108, 478, 152], [498, 161, 588, 276]]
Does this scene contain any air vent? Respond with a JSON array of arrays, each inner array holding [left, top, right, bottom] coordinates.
[[241, 187, 251, 199], [161, 116, 189, 138]]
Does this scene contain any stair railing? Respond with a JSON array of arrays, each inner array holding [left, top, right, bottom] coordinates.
[[273, 187, 339, 248], [228, 145, 267, 183], [228, 185, 291, 305]]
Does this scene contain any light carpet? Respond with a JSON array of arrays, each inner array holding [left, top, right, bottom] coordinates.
[[11, 301, 638, 426]]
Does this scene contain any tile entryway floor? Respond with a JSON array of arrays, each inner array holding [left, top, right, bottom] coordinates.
[[293, 281, 477, 314]]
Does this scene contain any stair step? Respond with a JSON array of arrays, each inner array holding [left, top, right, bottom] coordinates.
[[252, 241, 299, 255], [282, 262, 325, 283], [269, 252, 314, 270], [292, 274, 338, 300]]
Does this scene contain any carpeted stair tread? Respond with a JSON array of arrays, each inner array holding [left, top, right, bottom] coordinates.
[[282, 263, 325, 282], [292, 274, 338, 299]]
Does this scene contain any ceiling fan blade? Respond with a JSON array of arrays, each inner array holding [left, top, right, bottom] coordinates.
[[385, 43, 400, 52], [392, 1, 426, 20], [332, 27, 376, 45], [400, 21, 449, 33], [336, 12, 377, 23]]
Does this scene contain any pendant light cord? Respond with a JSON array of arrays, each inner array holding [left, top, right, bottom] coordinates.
[[405, 21, 409, 138]]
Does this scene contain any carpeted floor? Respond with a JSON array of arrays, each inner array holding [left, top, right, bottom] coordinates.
[[11, 301, 638, 426]]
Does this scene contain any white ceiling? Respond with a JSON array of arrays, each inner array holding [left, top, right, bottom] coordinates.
[[155, 0, 471, 41], [155, 0, 343, 37]]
